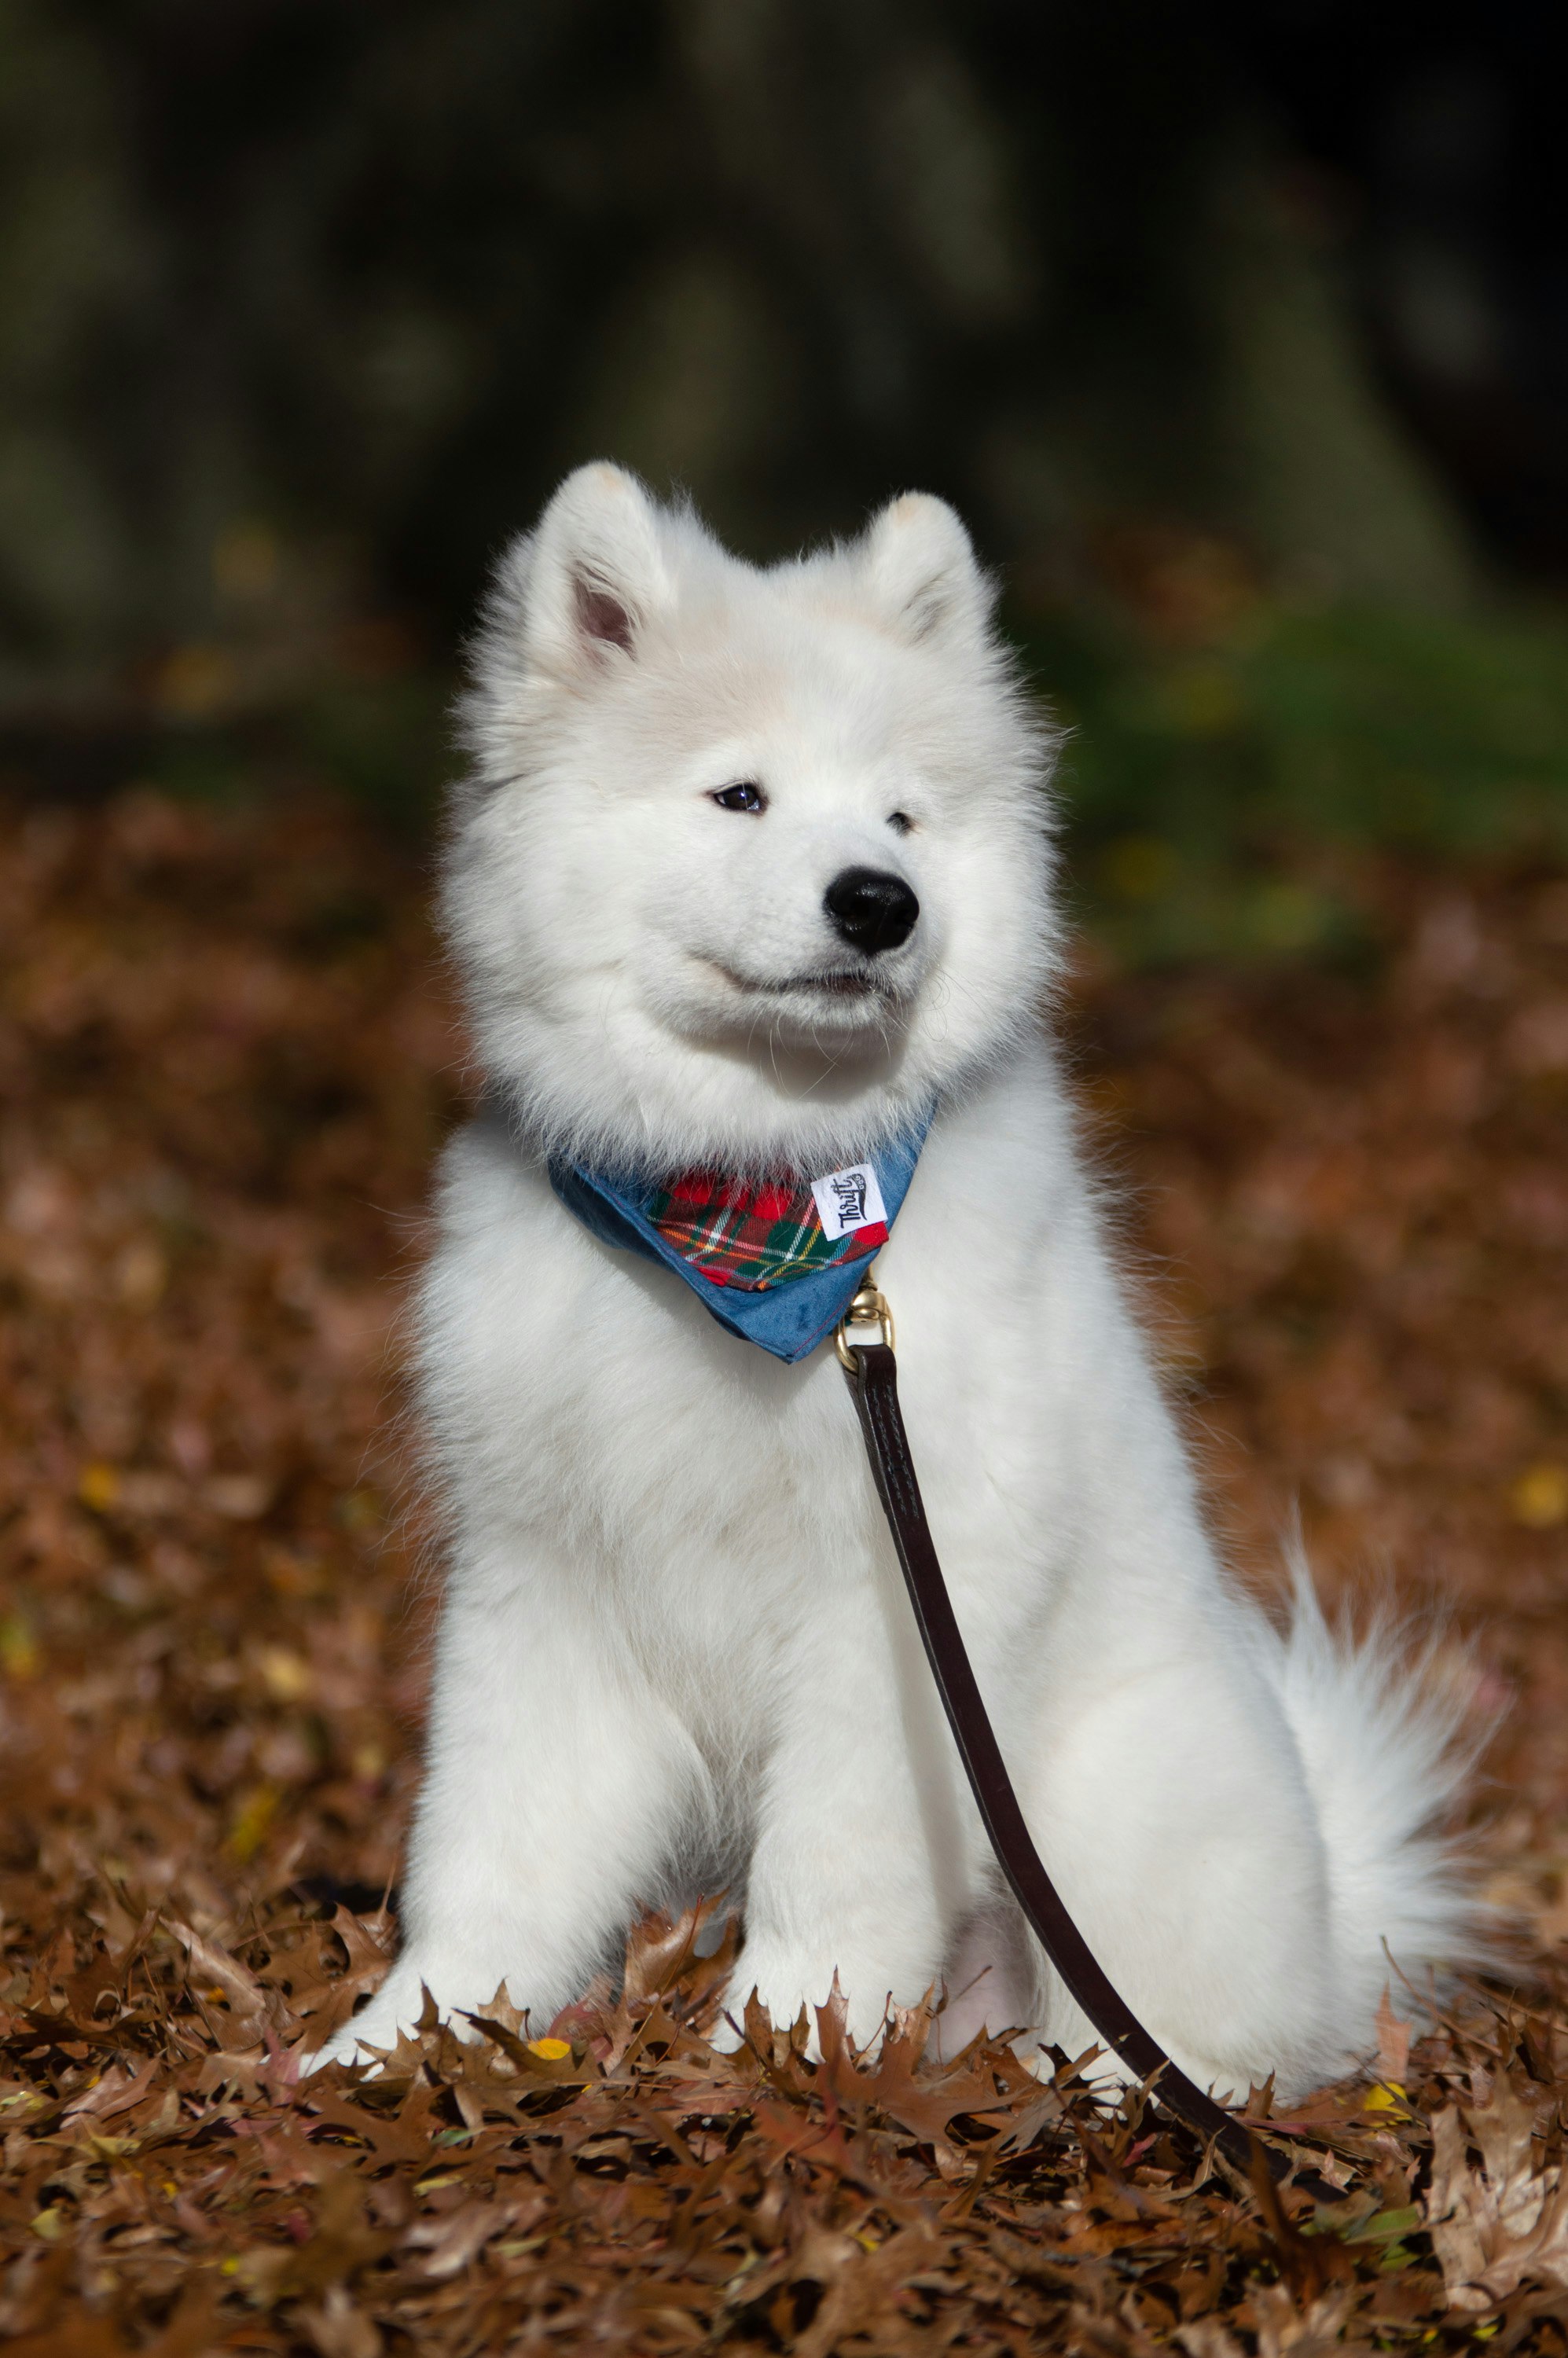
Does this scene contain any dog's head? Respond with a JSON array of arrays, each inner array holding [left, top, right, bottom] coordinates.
[[448, 464, 1057, 1174]]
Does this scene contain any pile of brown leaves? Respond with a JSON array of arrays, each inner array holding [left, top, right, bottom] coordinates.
[[1, 788, 1566, 2354]]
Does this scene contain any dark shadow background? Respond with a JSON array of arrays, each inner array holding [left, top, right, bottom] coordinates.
[[3, 0, 1566, 953]]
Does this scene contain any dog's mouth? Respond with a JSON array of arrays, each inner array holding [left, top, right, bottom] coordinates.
[[706, 959, 904, 1006], [674, 956, 920, 1062]]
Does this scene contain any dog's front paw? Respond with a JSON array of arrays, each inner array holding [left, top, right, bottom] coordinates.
[[300, 1959, 483, 2075], [715, 1948, 893, 2055]]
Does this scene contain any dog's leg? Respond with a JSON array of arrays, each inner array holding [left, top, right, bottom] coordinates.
[[309, 1543, 703, 2066], [1011, 1651, 1346, 2101], [927, 1901, 1037, 2060], [719, 1588, 976, 2051]]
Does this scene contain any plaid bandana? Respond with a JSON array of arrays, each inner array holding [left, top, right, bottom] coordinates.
[[549, 1110, 931, 1364], [648, 1172, 888, 1291]]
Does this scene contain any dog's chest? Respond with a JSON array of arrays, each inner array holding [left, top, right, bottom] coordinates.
[[424, 1104, 1077, 1702], [425, 1187, 883, 1652], [545, 1313, 875, 1594]]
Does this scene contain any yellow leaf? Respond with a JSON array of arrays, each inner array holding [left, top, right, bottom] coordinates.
[[526, 2037, 572, 2062], [78, 1460, 120, 1514], [257, 1644, 312, 1702], [0, 1614, 39, 1680], [1511, 1464, 1568, 1528], [226, 1782, 279, 1862]]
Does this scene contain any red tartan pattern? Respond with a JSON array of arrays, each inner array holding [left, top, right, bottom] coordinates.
[[648, 1171, 888, 1290]]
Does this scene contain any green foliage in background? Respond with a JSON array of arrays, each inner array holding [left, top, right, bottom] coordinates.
[[1025, 595, 1568, 961]]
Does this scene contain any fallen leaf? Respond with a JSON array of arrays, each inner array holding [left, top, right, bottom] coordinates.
[[1426, 2084, 1568, 2311]]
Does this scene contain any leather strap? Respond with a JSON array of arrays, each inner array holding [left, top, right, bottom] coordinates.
[[845, 1338, 1335, 2199]]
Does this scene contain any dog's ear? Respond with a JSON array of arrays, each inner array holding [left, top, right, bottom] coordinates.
[[518, 464, 670, 678], [860, 493, 993, 648]]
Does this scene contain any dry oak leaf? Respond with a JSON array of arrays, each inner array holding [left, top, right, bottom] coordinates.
[[295, 2282, 382, 2358], [230, 2173, 395, 2308], [1425, 2079, 1568, 2312], [287, 1905, 395, 2043], [58, 2056, 160, 2127], [1177, 2286, 1366, 2358], [789, 2224, 943, 2358], [1241, 2282, 1361, 2358], [403, 2195, 542, 2279], [1372, 1984, 1412, 2086], [813, 1982, 1034, 2176], [171, 1918, 270, 2044]]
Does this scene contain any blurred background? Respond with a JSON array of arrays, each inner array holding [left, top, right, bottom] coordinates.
[[2, 0, 1566, 955]]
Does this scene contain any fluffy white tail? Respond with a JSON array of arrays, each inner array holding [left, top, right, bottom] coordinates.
[[1267, 1552, 1495, 2033]]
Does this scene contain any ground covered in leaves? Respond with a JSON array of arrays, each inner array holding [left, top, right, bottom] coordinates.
[[2, 788, 1567, 2354]]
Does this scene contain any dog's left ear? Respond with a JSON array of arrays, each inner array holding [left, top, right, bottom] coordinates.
[[860, 494, 994, 648]]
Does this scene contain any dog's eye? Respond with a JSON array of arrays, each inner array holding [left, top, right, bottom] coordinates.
[[887, 810, 913, 835], [712, 782, 766, 814]]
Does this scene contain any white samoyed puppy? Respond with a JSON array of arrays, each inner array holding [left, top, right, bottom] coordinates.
[[317, 463, 1480, 2099]]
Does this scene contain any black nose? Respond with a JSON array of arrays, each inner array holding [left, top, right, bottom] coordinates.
[[823, 866, 920, 956]]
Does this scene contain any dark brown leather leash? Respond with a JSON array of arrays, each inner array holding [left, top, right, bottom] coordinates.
[[835, 1280, 1338, 2202]]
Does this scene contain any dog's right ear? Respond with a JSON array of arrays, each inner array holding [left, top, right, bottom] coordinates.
[[516, 464, 670, 681]]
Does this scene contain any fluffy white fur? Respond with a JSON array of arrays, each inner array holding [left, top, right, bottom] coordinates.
[[315, 464, 1482, 2099]]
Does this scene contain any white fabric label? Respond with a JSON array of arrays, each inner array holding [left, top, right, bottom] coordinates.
[[810, 1162, 889, 1241]]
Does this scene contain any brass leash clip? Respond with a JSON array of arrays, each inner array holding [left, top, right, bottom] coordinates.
[[834, 1274, 895, 1369]]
